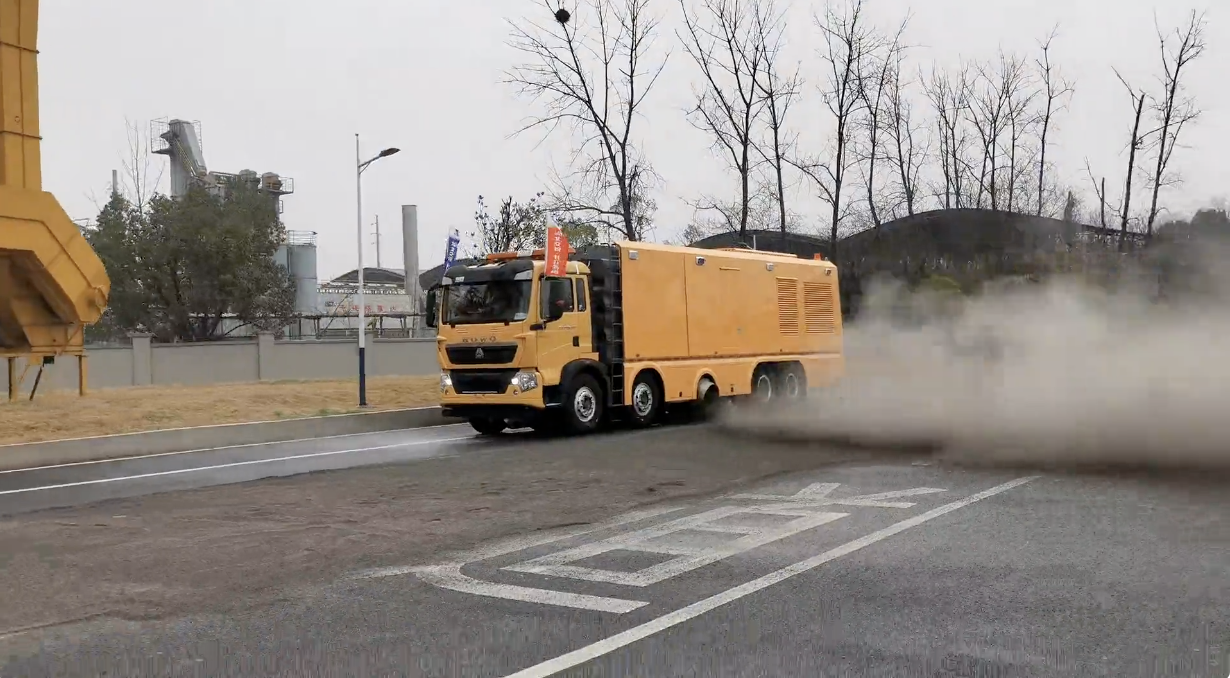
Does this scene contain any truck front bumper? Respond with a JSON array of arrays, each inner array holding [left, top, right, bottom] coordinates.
[[440, 369, 552, 423]]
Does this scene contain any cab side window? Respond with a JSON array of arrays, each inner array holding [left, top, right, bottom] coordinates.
[[574, 277, 587, 312], [541, 278, 574, 318]]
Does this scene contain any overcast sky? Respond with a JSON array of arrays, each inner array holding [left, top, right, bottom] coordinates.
[[39, 0, 1225, 281]]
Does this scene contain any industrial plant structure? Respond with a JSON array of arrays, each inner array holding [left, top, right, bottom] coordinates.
[[151, 118, 321, 335]]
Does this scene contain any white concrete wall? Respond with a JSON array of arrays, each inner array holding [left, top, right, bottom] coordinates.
[[10, 334, 440, 393]]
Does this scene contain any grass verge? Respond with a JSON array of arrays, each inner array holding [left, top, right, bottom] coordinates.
[[0, 375, 439, 445]]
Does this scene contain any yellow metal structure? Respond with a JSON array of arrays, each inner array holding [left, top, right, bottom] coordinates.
[[1, 0, 111, 399], [430, 241, 843, 436]]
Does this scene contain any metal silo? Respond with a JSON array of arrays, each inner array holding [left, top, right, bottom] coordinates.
[[285, 230, 319, 315], [273, 243, 289, 271]]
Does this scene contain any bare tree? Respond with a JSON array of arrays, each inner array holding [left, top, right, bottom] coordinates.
[[922, 64, 974, 209], [683, 181, 804, 240], [1142, 10, 1207, 238], [1083, 161, 1110, 229], [1034, 26, 1075, 216], [750, 0, 801, 238], [505, 0, 669, 241], [791, 0, 878, 254], [1114, 69, 1148, 247], [678, 0, 768, 243], [1001, 66, 1038, 213], [883, 48, 926, 216], [853, 16, 909, 227], [967, 51, 1031, 210], [122, 119, 164, 211], [87, 118, 165, 213]]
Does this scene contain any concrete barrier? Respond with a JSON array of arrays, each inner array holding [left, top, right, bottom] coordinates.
[[0, 406, 455, 471]]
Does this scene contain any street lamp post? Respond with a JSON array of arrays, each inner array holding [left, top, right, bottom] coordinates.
[[354, 134, 400, 407]]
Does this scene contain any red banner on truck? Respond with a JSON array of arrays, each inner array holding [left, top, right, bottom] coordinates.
[[544, 226, 569, 277]]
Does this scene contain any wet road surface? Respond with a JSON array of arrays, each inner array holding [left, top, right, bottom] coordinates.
[[0, 423, 480, 515], [0, 427, 1227, 676]]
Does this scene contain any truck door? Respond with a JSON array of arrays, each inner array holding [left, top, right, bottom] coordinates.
[[537, 276, 588, 386]]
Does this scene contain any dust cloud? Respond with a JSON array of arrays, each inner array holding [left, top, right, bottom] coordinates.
[[722, 239, 1230, 472]]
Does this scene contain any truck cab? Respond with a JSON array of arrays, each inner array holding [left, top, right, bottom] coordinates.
[[426, 249, 609, 435]]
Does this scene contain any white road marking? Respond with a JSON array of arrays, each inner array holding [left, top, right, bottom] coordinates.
[[415, 564, 647, 614], [353, 506, 685, 581], [504, 506, 848, 587], [502, 476, 1038, 678], [352, 506, 687, 613], [0, 436, 474, 496], [730, 483, 948, 509], [0, 423, 471, 475]]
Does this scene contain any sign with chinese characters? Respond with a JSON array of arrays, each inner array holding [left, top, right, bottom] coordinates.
[[543, 225, 569, 277]]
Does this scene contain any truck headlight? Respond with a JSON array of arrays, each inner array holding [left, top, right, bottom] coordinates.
[[511, 371, 539, 392], [439, 372, 453, 394]]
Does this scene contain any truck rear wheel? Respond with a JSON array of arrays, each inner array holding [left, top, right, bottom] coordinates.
[[563, 373, 604, 434], [778, 363, 807, 401], [628, 372, 663, 428], [751, 365, 775, 404], [469, 417, 507, 436]]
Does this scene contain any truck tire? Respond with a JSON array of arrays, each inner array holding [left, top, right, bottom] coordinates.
[[469, 417, 507, 436], [751, 365, 775, 404], [628, 372, 663, 428], [562, 373, 605, 434], [778, 363, 807, 401]]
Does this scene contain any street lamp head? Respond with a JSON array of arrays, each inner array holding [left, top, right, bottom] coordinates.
[[379, 147, 400, 158], [555, 6, 571, 24]]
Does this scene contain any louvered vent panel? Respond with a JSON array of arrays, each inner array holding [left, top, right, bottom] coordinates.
[[803, 281, 836, 334], [776, 277, 799, 335]]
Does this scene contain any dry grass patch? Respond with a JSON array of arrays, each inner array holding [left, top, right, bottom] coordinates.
[[0, 376, 439, 445]]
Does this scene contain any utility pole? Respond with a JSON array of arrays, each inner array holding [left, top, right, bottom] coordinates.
[[373, 214, 382, 269]]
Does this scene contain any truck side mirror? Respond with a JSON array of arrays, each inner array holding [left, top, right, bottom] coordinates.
[[540, 278, 571, 324], [425, 287, 439, 328]]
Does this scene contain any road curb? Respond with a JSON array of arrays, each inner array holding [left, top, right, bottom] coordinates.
[[0, 406, 453, 471]]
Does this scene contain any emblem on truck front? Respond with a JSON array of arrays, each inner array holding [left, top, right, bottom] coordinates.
[[475, 348, 485, 359]]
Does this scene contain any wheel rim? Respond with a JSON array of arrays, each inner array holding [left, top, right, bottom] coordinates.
[[632, 382, 654, 417], [754, 373, 773, 402], [574, 386, 598, 422], [783, 372, 799, 399]]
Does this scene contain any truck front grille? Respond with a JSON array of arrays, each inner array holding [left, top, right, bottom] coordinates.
[[450, 369, 518, 395], [445, 343, 518, 365]]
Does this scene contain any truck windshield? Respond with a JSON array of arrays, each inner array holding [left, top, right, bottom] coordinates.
[[442, 281, 533, 325]]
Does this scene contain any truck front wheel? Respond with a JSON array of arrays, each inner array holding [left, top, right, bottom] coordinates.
[[563, 374, 605, 434], [469, 417, 507, 436]]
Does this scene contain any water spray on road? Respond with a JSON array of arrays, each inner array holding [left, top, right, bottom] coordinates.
[[722, 238, 1230, 473]]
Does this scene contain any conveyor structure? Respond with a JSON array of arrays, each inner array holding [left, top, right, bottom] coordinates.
[[0, 0, 111, 400]]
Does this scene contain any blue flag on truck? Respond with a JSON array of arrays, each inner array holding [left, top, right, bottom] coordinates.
[[443, 228, 460, 270]]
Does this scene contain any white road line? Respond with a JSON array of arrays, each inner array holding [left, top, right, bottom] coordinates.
[[0, 436, 474, 496], [502, 476, 1038, 678], [0, 423, 471, 475], [415, 564, 648, 614]]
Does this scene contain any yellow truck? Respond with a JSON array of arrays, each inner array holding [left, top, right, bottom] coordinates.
[[425, 241, 843, 435]]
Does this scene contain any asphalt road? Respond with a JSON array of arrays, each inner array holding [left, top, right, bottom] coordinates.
[[0, 426, 1227, 677]]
